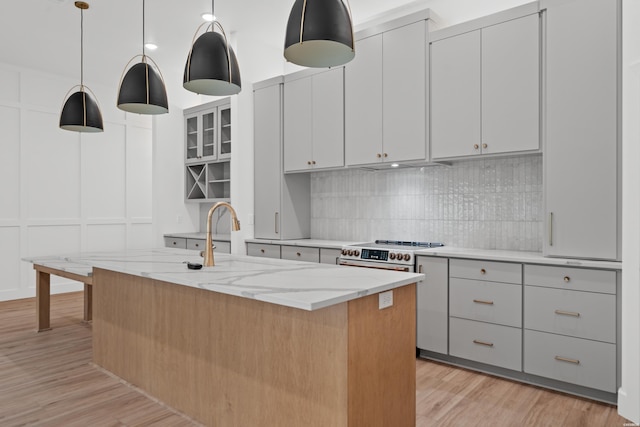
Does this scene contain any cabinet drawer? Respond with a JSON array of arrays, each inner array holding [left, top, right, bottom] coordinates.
[[450, 259, 521, 284], [213, 240, 231, 254], [450, 278, 522, 327], [524, 329, 616, 393], [281, 245, 320, 263], [164, 237, 187, 249], [524, 286, 616, 343], [186, 238, 207, 251], [524, 265, 616, 294], [320, 248, 341, 265], [449, 317, 522, 371], [247, 243, 281, 259]]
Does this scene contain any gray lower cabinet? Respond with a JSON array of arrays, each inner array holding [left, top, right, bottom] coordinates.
[[448, 259, 522, 371], [164, 237, 187, 249], [523, 264, 618, 393], [418, 255, 619, 401], [416, 256, 448, 355], [281, 245, 320, 263], [320, 248, 341, 265], [246, 243, 281, 259], [164, 237, 230, 254]]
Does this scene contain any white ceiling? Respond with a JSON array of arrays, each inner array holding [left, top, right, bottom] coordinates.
[[1, 0, 530, 105]]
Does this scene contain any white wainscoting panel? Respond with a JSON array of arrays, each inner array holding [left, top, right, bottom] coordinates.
[[126, 125, 152, 219], [129, 223, 153, 249], [0, 67, 19, 103], [86, 224, 127, 252], [0, 227, 21, 297], [82, 123, 126, 219], [24, 110, 81, 220], [0, 106, 20, 219]]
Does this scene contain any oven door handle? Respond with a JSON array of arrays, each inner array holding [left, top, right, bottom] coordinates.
[[339, 262, 411, 272]]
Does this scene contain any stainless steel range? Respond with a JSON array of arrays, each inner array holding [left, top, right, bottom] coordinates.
[[339, 240, 445, 272]]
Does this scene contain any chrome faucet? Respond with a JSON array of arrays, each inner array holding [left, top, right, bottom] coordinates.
[[204, 202, 240, 267]]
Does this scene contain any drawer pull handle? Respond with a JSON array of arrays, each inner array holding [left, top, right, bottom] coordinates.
[[296, 252, 301, 257], [555, 309, 580, 318], [482, 143, 488, 149], [473, 144, 479, 150], [473, 340, 494, 347], [260, 249, 265, 253], [195, 243, 199, 247], [563, 276, 570, 282], [473, 299, 494, 305], [173, 242, 177, 245], [480, 268, 486, 275], [555, 356, 580, 365]]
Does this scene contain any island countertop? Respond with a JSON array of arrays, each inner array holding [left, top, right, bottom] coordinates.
[[24, 248, 424, 311]]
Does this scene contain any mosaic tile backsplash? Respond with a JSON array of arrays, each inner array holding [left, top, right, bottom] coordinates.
[[310, 155, 543, 251]]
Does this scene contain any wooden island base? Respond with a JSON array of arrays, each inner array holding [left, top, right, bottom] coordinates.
[[92, 268, 416, 427]]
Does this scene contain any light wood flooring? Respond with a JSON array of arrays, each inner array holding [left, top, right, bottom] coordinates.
[[0, 292, 631, 426]]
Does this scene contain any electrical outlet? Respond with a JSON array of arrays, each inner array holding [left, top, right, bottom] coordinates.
[[379, 290, 393, 309]]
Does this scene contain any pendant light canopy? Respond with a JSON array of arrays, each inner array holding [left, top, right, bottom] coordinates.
[[117, 0, 168, 115], [59, 2, 103, 133], [183, 0, 241, 96], [284, 0, 355, 68]]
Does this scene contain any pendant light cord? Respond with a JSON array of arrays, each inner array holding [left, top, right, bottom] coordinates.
[[80, 7, 84, 88], [212, 0, 215, 21], [142, 0, 145, 57]]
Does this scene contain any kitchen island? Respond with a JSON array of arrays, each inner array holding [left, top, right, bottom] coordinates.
[[25, 248, 423, 427]]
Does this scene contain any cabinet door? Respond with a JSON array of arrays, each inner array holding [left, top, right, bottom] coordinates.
[[312, 68, 344, 169], [284, 76, 313, 172], [218, 105, 231, 159], [383, 21, 426, 163], [544, 0, 619, 260], [430, 30, 481, 159], [482, 14, 539, 155], [185, 114, 200, 163], [254, 84, 282, 239], [416, 256, 448, 355], [345, 34, 383, 166], [201, 110, 217, 161]]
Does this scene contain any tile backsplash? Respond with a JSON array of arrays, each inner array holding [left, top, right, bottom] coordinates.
[[310, 155, 543, 251]]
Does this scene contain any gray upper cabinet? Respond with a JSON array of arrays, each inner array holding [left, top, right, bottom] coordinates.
[[345, 17, 429, 166], [543, 0, 620, 260], [431, 10, 540, 160], [283, 67, 344, 173], [253, 78, 310, 240]]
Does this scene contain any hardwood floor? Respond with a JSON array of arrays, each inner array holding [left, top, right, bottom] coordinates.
[[0, 292, 631, 426]]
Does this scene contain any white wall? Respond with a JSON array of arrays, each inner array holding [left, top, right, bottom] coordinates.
[[620, 0, 640, 423], [0, 62, 154, 301]]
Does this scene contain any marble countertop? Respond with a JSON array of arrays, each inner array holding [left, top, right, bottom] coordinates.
[[245, 238, 368, 249], [24, 248, 423, 311], [415, 247, 622, 270], [164, 232, 231, 241]]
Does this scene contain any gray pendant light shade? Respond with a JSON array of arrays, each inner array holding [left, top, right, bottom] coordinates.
[[284, 0, 355, 68], [184, 30, 241, 96], [60, 89, 104, 132], [117, 60, 169, 114], [59, 1, 104, 133], [117, 0, 168, 115]]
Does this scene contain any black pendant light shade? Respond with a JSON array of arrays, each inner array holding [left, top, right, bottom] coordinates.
[[117, 0, 168, 115], [284, 0, 355, 68], [60, 89, 104, 132], [184, 30, 241, 96], [59, 1, 104, 133], [117, 60, 169, 114]]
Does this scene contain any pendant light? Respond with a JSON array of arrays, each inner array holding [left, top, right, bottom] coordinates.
[[117, 0, 168, 114], [183, 0, 241, 96], [59, 2, 103, 133], [284, 0, 355, 68]]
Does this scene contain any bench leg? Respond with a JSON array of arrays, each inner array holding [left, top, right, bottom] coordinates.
[[84, 283, 92, 322], [36, 270, 51, 332]]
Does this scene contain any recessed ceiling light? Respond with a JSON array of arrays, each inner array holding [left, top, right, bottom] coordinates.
[[201, 13, 216, 22], [144, 42, 158, 50], [391, 163, 400, 168]]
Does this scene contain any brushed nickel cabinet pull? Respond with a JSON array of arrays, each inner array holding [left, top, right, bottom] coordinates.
[[473, 340, 494, 347], [418, 265, 423, 274], [473, 299, 494, 305], [549, 212, 553, 246], [480, 268, 486, 275], [307, 161, 312, 165], [260, 249, 265, 253], [296, 252, 301, 257], [482, 143, 488, 149], [312, 160, 316, 165], [275, 212, 279, 234], [473, 144, 479, 150], [383, 153, 388, 157], [555, 309, 580, 317], [377, 153, 382, 158], [555, 355, 580, 365], [563, 276, 570, 282]]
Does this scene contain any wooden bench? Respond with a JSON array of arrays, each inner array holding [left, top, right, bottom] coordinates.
[[33, 263, 93, 332]]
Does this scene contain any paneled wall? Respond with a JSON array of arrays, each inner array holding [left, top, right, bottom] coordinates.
[[0, 63, 153, 301], [310, 155, 542, 251]]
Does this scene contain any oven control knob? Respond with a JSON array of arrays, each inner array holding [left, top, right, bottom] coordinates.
[[341, 249, 347, 256], [389, 253, 396, 260], [403, 253, 411, 261], [354, 250, 360, 257], [348, 250, 354, 256]]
